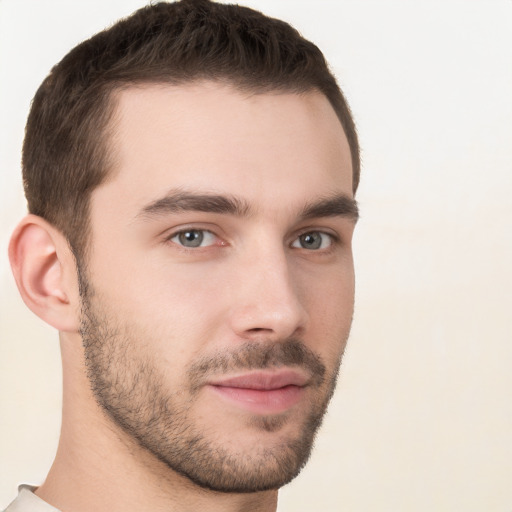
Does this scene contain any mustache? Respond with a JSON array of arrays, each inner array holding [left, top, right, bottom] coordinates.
[[188, 339, 327, 392]]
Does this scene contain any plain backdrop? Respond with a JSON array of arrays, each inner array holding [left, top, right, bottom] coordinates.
[[1, 1, 511, 511]]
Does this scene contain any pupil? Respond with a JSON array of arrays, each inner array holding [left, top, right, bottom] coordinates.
[[180, 230, 203, 247], [301, 232, 321, 250]]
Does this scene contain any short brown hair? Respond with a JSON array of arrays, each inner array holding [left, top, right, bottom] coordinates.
[[23, 0, 360, 262]]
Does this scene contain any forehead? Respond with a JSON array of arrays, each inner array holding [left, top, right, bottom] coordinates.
[[96, 82, 353, 216]]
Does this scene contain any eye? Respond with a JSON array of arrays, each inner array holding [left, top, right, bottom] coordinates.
[[169, 229, 217, 248], [292, 231, 333, 250]]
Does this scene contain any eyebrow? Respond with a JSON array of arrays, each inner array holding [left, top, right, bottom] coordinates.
[[137, 189, 251, 219], [136, 189, 358, 222], [299, 194, 359, 222]]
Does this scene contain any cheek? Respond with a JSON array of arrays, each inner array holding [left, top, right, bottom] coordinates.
[[302, 257, 355, 313], [90, 258, 230, 355], [300, 262, 355, 351]]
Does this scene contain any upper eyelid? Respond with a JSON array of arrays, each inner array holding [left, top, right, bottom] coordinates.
[[167, 227, 215, 237], [291, 230, 337, 247], [164, 228, 222, 251], [163, 224, 219, 239], [291, 226, 340, 242]]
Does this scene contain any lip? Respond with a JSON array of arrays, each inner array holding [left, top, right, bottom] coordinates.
[[207, 370, 309, 414], [210, 369, 309, 390]]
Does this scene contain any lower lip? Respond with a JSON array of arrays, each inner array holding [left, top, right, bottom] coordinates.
[[208, 385, 304, 414]]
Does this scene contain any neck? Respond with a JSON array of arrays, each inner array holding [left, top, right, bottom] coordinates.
[[36, 336, 278, 512]]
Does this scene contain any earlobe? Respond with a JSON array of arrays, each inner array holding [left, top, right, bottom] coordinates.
[[8, 214, 80, 332]]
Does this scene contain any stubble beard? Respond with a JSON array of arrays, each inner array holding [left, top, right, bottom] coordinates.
[[78, 273, 346, 493]]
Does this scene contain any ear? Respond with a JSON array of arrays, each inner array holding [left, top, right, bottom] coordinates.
[[8, 214, 81, 332]]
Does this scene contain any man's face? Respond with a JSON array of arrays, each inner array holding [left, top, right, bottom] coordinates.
[[80, 82, 357, 492]]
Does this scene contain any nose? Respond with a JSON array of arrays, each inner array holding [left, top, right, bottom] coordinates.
[[229, 243, 309, 342]]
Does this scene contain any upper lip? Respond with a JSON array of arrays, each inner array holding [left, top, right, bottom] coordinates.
[[208, 369, 309, 390]]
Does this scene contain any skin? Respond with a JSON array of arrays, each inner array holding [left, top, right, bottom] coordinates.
[[9, 82, 357, 512]]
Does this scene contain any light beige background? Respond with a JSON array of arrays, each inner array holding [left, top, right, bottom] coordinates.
[[1, 1, 511, 511]]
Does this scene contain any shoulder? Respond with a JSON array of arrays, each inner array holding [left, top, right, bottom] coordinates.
[[3, 485, 60, 512]]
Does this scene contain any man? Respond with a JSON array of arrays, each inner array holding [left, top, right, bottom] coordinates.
[[5, 0, 360, 510]]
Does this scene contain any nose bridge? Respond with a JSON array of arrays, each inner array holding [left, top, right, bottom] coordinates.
[[229, 236, 308, 340]]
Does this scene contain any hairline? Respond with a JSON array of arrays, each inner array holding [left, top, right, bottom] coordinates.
[[99, 76, 357, 187]]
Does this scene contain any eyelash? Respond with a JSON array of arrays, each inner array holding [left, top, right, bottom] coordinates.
[[164, 227, 339, 253], [165, 228, 221, 249], [292, 231, 338, 251]]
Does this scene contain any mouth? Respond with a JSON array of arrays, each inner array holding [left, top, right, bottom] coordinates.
[[207, 369, 309, 415]]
